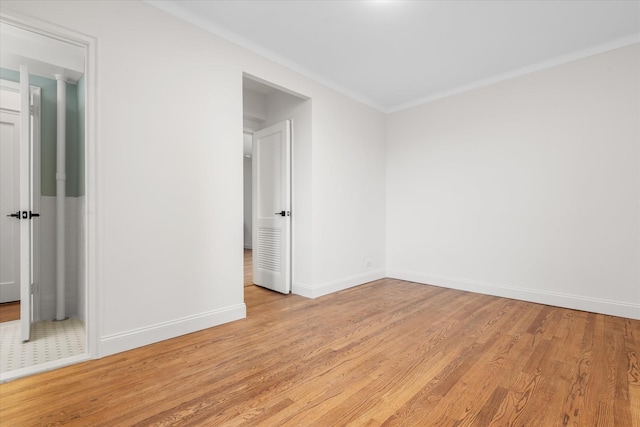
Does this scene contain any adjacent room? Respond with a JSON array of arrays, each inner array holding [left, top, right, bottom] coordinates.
[[0, 0, 638, 425], [0, 22, 87, 377]]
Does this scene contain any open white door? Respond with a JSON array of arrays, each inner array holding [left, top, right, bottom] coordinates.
[[0, 111, 21, 303], [252, 120, 291, 294], [19, 65, 33, 342]]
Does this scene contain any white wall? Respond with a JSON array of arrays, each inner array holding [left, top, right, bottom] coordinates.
[[1, 0, 387, 356], [311, 92, 387, 295], [387, 44, 640, 319]]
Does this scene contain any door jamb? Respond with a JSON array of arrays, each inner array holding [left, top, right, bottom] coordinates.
[[242, 122, 294, 295], [0, 12, 98, 380]]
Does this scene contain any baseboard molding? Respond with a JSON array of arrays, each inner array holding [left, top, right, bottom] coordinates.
[[388, 270, 640, 320], [293, 269, 386, 299], [291, 282, 314, 298], [99, 304, 247, 357]]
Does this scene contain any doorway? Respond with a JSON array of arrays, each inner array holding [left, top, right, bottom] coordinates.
[[242, 75, 311, 298], [0, 19, 90, 379]]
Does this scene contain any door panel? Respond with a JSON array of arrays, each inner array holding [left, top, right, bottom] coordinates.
[[0, 112, 20, 303], [252, 121, 291, 294], [19, 66, 32, 341]]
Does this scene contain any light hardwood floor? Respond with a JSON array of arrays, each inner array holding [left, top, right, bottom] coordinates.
[[0, 302, 19, 323], [244, 248, 253, 287], [1, 268, 638, 425]]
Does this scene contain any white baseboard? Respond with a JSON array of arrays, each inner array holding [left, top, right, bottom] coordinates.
[[293, 269, 386, 299], [387, 270, 640, 320], [99, 304, 246, 357], [291, 282, 314, 298]]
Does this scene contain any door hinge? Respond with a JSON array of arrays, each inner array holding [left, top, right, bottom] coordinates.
[[30, 283, 35, 294], [30, 105, 37, 116]]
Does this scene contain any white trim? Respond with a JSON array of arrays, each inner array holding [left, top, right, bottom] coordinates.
[[292, 269, 386, 299], [145, 1, 640, 113], [99, 304, 246, 358], [145, 0, 386, 112], [0, 353, 90, 383], [388, 35, 640, 113], [0, 79, 21, 109], [387, 270, 640, 320], [0, 11, 99, 365], [291, 282, 314, 298], [0, 11, 90, 50], [30, 86, 42, 322], [82, 18, 99, 362]]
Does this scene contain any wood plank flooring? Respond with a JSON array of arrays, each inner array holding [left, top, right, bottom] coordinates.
[[1, 274, 638, 425], [0, 302, 19, 323], [244, 248, 253, 287]]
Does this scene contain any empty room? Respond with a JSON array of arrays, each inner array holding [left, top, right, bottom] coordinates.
[[0, 1, 638, 425]]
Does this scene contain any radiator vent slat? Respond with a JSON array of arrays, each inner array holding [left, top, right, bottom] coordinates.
[[258, 228, 281, 272]]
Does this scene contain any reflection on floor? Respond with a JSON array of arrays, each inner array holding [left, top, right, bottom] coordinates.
[[0, 318, 85, 373]]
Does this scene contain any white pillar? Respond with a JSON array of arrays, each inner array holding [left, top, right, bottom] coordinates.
[[55, 74, 67, 321]]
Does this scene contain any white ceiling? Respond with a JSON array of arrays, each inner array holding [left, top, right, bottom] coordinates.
[[149, 0, 640, 113]]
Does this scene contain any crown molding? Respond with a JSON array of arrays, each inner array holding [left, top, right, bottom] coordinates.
[[387, 34, 640, 114], [145, 0, 387, 112], [145, 1, 639, 115]]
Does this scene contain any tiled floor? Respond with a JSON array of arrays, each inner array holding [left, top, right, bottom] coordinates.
[[0, 318, 85, 373]]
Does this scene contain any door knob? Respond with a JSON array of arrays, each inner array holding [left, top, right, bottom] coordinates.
[[5, 211, 40, 219], [275, 211, 286, 216]]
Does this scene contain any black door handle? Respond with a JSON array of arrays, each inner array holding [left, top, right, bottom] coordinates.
[[275, 211, 286, 216], [6, 211, 40, 219]]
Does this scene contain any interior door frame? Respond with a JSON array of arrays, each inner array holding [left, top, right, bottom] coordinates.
[[19, 65, 31, 341], [0, 79, 41, 320], [243, 122, 294, 296], [251, 120, 292, 294], [0, 12, 98, 380]]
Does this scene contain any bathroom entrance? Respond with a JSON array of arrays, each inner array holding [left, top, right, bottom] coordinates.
[[0, 19, 89, 379]]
